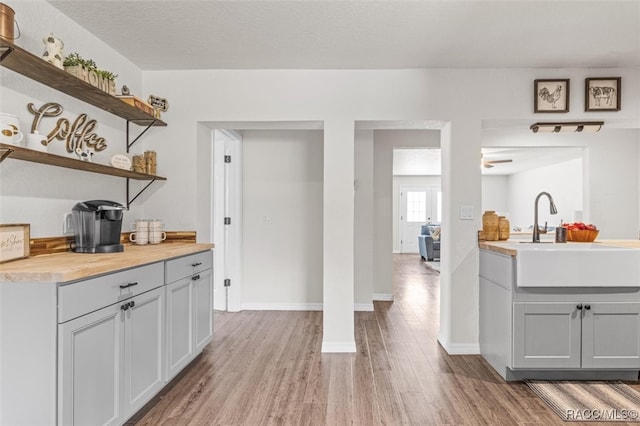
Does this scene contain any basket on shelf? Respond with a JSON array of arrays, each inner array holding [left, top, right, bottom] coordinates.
[[566, 229, 599, 242]]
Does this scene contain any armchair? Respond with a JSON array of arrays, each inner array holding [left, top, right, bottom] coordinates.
[[418, 223, 441, 261]]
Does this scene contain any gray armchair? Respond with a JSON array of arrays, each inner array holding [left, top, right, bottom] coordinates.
[[418, 223, 441, 261]]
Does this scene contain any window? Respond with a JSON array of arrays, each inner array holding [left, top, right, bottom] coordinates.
[[406, 191, 427, 222]]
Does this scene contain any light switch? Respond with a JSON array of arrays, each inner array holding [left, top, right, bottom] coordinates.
[[460, 205, 474, 220]]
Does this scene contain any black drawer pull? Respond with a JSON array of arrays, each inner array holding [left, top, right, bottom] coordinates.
[[192, 262, 202, 267], [129, 300, 135, 309], [192, 274, 200, 281], [120, 282, 139, 289], [121, 303, 129, 311]]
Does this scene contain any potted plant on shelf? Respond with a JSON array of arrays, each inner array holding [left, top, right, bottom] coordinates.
[[63, 52, 117, 96]]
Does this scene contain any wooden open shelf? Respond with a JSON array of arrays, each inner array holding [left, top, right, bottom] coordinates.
[[0, 143, 166, 181], [0, 38, 166, 127]]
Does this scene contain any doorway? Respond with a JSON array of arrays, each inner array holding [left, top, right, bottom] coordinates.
[[399, 185, 441, 253]]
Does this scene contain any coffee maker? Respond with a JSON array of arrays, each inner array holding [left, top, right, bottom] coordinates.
[[71, 200, 125, 253]]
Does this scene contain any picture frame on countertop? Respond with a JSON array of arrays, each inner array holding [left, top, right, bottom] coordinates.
[[534, 79, 570, 113], [0, 224, 30, 263], [585, 77, 621, 111]]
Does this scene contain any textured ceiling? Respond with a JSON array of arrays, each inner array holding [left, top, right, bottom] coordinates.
[[48, 0, 640, 70]]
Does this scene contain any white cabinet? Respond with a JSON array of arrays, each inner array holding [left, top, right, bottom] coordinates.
[[165, 252, 214, 380], [58, 264, 164, 426], [480, 248, 640, 381]]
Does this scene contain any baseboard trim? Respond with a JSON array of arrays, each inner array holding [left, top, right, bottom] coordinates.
[[354, 303, 374, 312], [321, 341, 357, 353], [373, 293, 393, 301], [437, 337, 480, 355], [241, 303, 323, 311], [241, 303, 375, 312]]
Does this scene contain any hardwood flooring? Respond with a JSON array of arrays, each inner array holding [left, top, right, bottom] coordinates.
[[130, 254, 640, 425]]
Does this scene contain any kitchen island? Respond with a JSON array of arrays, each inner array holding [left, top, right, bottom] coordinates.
[[480, 240, 640, 381], [0, 242, 214, 426]]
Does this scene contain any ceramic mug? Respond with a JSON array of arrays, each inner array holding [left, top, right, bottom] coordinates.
[[129, 219, 149, 245], [26, 132, 47, 152], [0, 113, 23, 146], [149, 230, 166, 244], [148, 219, 165, 230]]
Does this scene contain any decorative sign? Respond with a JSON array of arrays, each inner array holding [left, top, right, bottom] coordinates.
[[0, 224, 30, 263], [27, 102, 108, 156], [110, 154, 132, 170], [147, 95, 169, 112]]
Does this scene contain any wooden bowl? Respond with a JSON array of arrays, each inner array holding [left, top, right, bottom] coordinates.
[[567, 229, 599, 242]]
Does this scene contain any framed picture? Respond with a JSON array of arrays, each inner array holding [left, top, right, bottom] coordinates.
[[585, 77, 621, 111], [0, 224, 30, 263], [534, 79, 570, 113]]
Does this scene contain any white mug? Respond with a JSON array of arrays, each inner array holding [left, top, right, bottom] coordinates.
[[149, 230, 166, 244], [148, 219, 165, 230], [0, 113, 23, 146], [26, 132, 47, 152], [129, 220, 149, 245]]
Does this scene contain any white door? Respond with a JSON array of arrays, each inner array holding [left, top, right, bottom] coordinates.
[[213, 130, 242, 312], [400, 185, 441, 253]]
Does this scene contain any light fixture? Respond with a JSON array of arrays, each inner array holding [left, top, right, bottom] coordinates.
[[530, 121, 604, 133]]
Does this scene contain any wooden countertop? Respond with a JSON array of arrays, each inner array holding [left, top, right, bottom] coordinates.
[[0, 243, 214, 283], [479, 239, 640, 257]]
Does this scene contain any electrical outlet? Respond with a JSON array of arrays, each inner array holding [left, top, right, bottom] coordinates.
[[63, 213, 73, 234]]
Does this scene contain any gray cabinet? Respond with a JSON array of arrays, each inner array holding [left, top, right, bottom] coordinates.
[[513, 302, 581, 369], [165, 252, 214, 380], [514, 301, 640, 370], [480, 248, 640, 381]]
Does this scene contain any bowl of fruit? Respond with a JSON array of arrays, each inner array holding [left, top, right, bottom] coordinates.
[[563, 222, 599, 242]]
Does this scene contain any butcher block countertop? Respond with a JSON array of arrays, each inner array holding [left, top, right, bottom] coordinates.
[[479, 239, 640, 257], [0, 243, 214, 283]]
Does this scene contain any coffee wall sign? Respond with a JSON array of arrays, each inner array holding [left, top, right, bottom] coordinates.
[[27, 102, 108, 158]]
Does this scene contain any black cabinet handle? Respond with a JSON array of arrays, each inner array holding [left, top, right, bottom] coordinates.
[[585, 305, 591, 310], [120, 282, 139, 289], [577, 304, 583, 310], [192, 262, 202, 267], [192, 274, 200, 281], [129, 301, 135, 309], [121, 303, 129, 311]]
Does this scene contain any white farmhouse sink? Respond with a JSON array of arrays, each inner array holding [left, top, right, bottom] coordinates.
[[514, 243, 640, 287]]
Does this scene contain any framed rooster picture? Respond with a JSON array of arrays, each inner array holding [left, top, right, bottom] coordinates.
[[534, 79, 570, 113], [585, 77, 621, 111]]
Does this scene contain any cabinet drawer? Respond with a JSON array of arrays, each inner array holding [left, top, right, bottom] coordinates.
[[58, 262, 164, 323], [165, 251, 213, 284]]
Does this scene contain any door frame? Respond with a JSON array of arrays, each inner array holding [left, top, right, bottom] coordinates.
[[212, 129, 242, 312]]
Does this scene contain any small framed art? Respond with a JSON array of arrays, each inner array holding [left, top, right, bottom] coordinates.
[[585, 77, 621, 111], [534, 79, 570, 113], [0, 224, 30, 263]]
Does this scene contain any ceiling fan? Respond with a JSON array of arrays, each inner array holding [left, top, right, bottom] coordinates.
[[481, 155, 513, 169]]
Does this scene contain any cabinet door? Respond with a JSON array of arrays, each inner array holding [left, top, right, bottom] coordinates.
[[194, 268, 214, 353], [582, 302, 640, 369], [513, 302, 581, 369], [166, 277, 194, 379], [58, 304, 122, 426], [123, 287, 165, 418]]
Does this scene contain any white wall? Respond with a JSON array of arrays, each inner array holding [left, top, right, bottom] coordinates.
[[354, 130, 374, 308], [0, 1, 149, 236], [508, 158, 583, 230], [241, 130, 323, 309], [481, 175, 509, 216]]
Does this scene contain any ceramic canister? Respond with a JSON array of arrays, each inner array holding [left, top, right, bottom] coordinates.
[[0, 3, 16, 41], [482, 210, 499, 241], [0, 113, 23, 146]]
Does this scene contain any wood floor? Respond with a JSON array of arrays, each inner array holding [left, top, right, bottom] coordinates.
[[130, 254, 640, 425]]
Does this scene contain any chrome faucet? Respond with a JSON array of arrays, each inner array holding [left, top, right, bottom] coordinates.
[[533, 191, 558, 243]]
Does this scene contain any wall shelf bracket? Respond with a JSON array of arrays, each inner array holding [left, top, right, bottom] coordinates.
[[126, 120, 156, 153], [126, 177, 158, 209], [0, 146, 15, 163]]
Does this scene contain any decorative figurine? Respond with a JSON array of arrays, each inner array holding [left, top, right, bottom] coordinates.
[[42, 33, 64, 69], [121, 85, 130, 96], [75, 147, 94, 162]]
